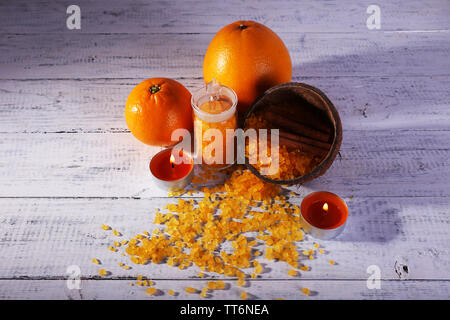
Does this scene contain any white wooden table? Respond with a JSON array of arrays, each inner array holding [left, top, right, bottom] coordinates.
[[0, 0, 449, 300]]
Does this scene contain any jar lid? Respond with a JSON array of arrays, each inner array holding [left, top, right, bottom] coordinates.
[[191, 79, 238, 123]]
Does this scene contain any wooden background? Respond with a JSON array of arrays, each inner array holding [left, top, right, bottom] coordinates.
[[0, 0, 449, 299]]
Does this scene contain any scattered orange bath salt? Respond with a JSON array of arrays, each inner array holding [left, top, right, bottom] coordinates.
[[98, 269, 108, 276], [185, 287, 198, 294], [309, 255, 314, 260], [108, 246, 117, 252], [121, 240, 128, 245], [241, 291, 248, 300], [102, 224, 111, 230], [215, 281, 226, 290], [198, 272, 205, 278], [237, 278, 245, 287], [137, 275, 143, 280], [207, 281, 217, 290], [300, 265, 309, 271], [200, 288, 208, 298], [329, 260, 336, 265], [319, 249, 324, 254], [248, 240, 258, 247], [146, 287, 157, 295], [139, 280, 151, 286], [313, 243, 320, 248], [112, 229, 121, 236], [168, 289, 176, 296], [301, 288, 310, 296], [104, 162, 332, 297], [92, 258, 100, 265], [287, 269, 297, 277], [114, 241, 121, 247]]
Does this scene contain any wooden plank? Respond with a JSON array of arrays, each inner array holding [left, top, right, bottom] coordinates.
[[0, 197, 449, 281], [1, 32, 449, 80], [0, 130, 449, 198], [0, 0, 449, 34], [0, 76, 449, 134], [0, 279, 449, 300]]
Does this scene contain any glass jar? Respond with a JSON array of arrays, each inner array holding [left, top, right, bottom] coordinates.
[[191, 79, 238, 169]]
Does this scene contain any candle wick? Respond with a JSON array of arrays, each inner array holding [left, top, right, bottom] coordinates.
[[171, 163, 174, 169]]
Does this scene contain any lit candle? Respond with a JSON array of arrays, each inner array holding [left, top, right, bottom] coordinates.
[[300, 191, 348, 240], [149, 147, 194, 190]]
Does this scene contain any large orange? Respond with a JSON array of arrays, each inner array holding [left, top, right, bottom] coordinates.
[[125, 78, 193, 146], [203, 21, 292, 113]]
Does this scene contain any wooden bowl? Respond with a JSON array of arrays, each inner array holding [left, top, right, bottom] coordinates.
[[242, 82, 342, 185]]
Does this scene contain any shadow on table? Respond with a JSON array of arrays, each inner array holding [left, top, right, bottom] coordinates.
[[336, 199, 402, 243], [285, 38, 444, 243]]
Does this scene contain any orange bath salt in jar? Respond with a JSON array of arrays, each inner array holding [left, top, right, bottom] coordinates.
[[192, 79, 238, 169]]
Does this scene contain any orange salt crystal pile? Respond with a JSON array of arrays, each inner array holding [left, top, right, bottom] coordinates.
[[122, 167, 307, 288], [245, 114, 322, 181], [103, 162, 330, 298]]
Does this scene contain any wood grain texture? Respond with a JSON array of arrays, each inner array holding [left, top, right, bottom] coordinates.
[[0, 279, 449, 300], [1, 76, 449, 133], [1, 32, 449, 80], [0, 0, 449, 34], [0, 0, 449, 300], [0, 197, 449, 281], [0, 130, 449, 198]]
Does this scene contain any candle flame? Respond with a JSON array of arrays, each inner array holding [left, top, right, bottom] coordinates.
[[170, 154, 175, 168], [323, 202, 328, 212]]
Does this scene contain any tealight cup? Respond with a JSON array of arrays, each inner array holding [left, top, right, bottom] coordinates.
[[300, 191, 348, 240], [149, 147, 194, 190]]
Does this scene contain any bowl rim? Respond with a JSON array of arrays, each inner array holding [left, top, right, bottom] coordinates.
[[241, 82, 343, 185]]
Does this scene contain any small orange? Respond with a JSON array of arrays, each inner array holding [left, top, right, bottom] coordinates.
[[125, 78, 193, 146], [203, 21, 292, 113]]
